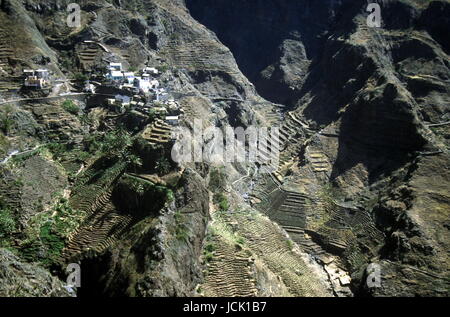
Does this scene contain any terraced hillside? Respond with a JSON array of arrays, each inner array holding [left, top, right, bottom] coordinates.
[[0, 0, 449, 298], [202, 232, 258, 297], [201, 205, 335, 297]]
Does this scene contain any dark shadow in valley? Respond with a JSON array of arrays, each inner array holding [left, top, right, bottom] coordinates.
[[185, 0, 355, 107]]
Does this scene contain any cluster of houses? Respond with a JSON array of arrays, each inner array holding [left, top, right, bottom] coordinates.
[[106, 63, 164, 96], [105, 93, 182, 126], [104, 62, 182, 126], [20, 61, 182, 128], [23, 69, 50, 89]]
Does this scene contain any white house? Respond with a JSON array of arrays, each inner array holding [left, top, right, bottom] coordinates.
[[123, 72, 135, 84], [24, 76, 45, 88], [83, 82, 96, 93], [115, 94, 131, 106], [134, 77, 151, 93], [165, 116, 179, 126], [23, 69, 49, 89], [109, 70, 124, 81], [109, 63, 122, 71], [143, 67, 159, 76]]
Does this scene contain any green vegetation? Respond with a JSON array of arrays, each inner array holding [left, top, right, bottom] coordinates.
[[209, 167, 227, 192], [286, 239, 294, 251], [126, 153, 143, 173], [204, 251, 214, 263], [156, 64, 169, 73], [17, 197, 85, 267], [214, 193, 229, 211], [155, 157, 171, 176], [73, 72, 88, 82], [205, 242, 216, 253], [174, 210, 189, 242], [0, 207, 16, 239], [80, 128, 136, 161], [0, 132, 9, 157], [0, 105, 14, 136], [46, 142, 69, 158], [122, 174, 174, 206], [100, 129, 133, 158], [203, 242, 216, 263], [62, 100, 80, 115], [39, 221, 65, 266], [151, 182, 174, 203]]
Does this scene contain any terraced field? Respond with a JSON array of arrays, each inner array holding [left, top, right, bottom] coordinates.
[[77, 43, 103, 70], [141, 119, 173, 144], [202, 233, 258, 297], [162, 38, 240, 74], [252, 173, 310, 233], [63, 200, 133, 261], [63, 161, 130, 261], [0, 26, 21, 92], [221, 210, 332, 297]]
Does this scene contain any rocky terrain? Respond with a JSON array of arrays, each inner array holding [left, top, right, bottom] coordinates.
[[0, 0, 449, 297]]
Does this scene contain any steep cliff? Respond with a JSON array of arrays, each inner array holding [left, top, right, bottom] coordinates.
[[187, 0, 450, 296]]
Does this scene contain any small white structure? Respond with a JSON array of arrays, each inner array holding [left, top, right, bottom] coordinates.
[[165, 116, 179, 126], [109, 70, 124, 81], [83, 80, 96, 93], [150, 79, 159, 89], [24, 76, 46, 88], [120, 83, 135, 90], [134, 77, 151, 93], [23, 69, 35, 76], [35, 69, 49, 80], [109, 63, 122, 71], [23, 69, 49, 89], [143, 67, 159, 76], [84, 82, 96, 93], [156, 92, 169, 102], [115, 94, 131, 106], [123, 72, 135, 84]]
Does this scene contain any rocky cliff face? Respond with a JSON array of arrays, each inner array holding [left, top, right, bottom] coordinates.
[[0, 248, 71, 296], [187, 0, 450, 296], [0, 0, 448, 297]]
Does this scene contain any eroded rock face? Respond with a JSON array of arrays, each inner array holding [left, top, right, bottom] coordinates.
[[77, 168, 210, 297], [187, 0, 450, 296], [0, 248, 71, 297], [185, 0, 339, 104]]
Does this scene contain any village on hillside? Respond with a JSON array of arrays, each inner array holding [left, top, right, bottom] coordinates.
[[13, 55, 184, 147]]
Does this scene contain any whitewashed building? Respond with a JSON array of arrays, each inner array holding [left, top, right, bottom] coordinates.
[[165, 116, 179, 126], [109, 63, 122, 71], [23, 69, 49, 89], [143, 67, 159, 76]]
